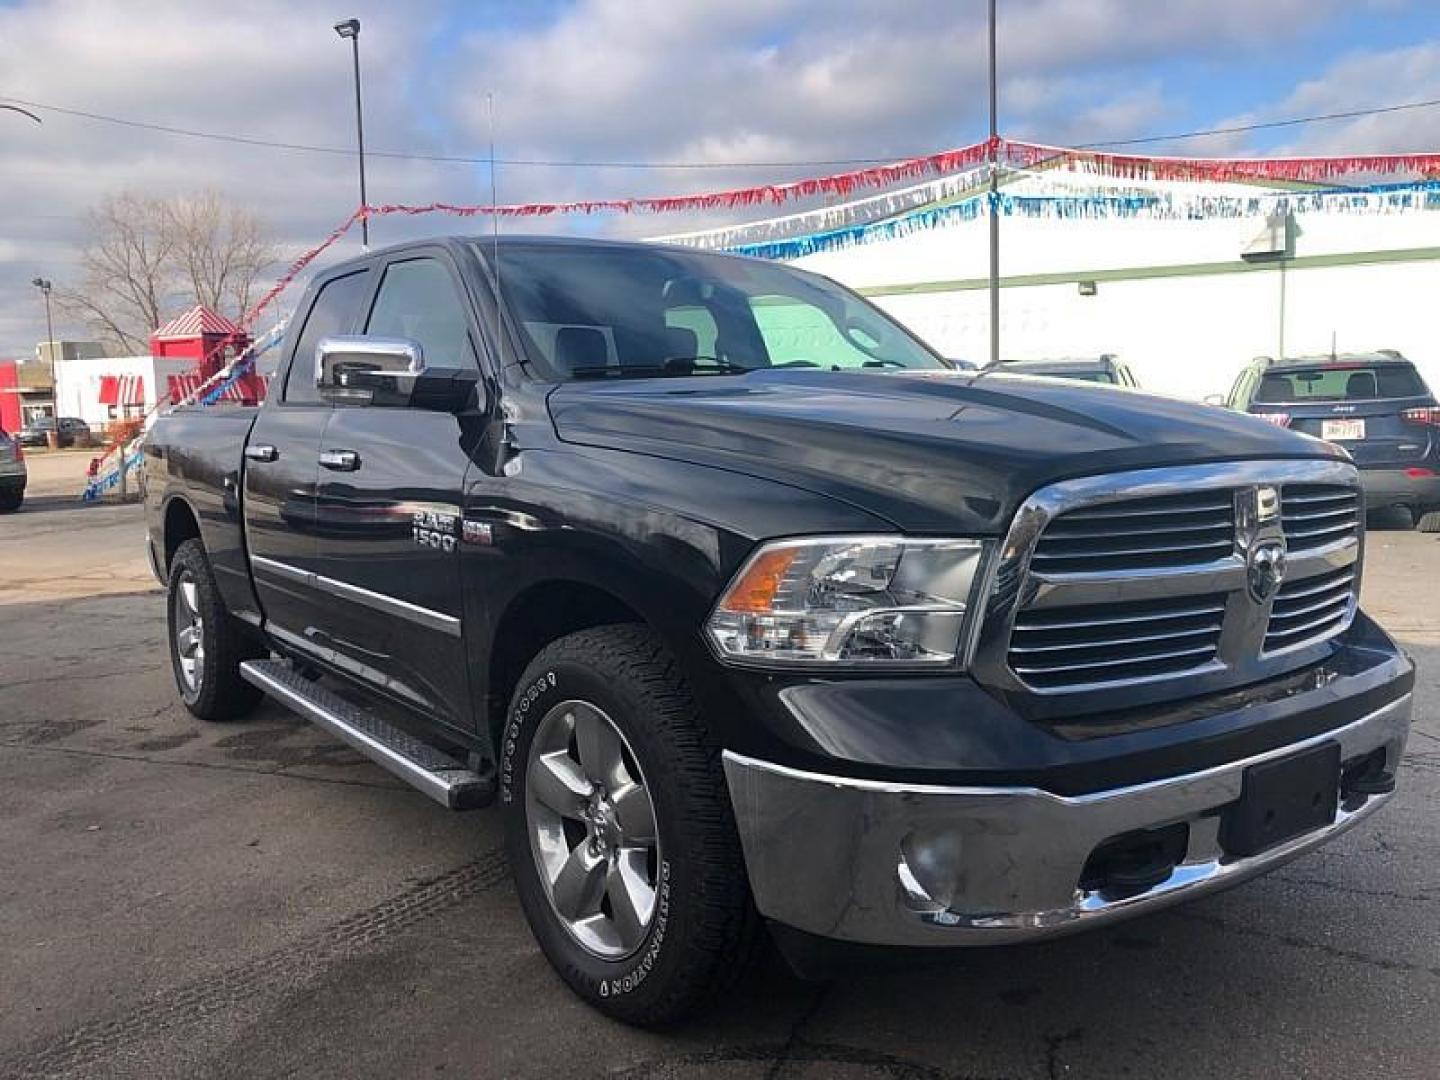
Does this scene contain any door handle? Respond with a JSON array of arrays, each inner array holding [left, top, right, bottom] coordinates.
[[244, 444, 279, 463], [319, 449, 361, 471]]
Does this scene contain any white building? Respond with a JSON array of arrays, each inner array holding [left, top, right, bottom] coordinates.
[[52, 354, 201, 432], [662, 169, 1440, 401]]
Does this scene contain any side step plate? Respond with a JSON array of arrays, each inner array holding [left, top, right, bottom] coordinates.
[[240, 659, 492, 810]]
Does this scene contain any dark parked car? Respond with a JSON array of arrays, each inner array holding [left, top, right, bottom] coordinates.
[[0, 426, 26, 511], [1224, 353, 1440, 531], [998, 354, 1140, 387], [18, 415, 92, 448], [144, 236, 1412, 1023]]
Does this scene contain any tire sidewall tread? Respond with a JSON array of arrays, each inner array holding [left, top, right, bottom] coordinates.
[[166, 538, 263, 722], [500, 625, 760, 1025]]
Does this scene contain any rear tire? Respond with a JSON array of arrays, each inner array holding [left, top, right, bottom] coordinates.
[[166, 538, 264, 721], [501, 625, 762, 1025], [0, 487, 22, 512], [1417, 508, 1440, 533]]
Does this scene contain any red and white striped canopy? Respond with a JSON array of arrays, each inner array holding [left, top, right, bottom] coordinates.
[[167, 372, 268, 405], [98, 374, 146, 407]]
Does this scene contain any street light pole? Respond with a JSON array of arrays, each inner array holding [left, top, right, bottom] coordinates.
[[334, 18, 369, 248], [987, 0, 1000, 370], [31, 277, 54, 363]]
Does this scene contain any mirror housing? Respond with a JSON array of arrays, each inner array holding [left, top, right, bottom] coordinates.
[[1201, 393, 1227, 407], [315, 335, 478, 412], [316, 335, 423, 394]]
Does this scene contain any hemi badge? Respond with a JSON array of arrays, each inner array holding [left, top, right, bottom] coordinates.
[[462, 520, 494, 545], [1256, 485, 1280, 523]]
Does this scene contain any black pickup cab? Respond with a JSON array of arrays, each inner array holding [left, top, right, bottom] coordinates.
[[144, 235, 1414, 1023]]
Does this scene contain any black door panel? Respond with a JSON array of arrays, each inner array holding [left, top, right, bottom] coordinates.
[[243, 405, 331, 644], [311, 410, 473, 722], [306, 252, 482, 730]]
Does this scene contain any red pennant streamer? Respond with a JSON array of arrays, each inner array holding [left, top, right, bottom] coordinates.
[[1004, 139, 1440, 183]]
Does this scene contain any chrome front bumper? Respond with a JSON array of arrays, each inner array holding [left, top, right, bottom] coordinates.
[[722, 693, 1411, 947]]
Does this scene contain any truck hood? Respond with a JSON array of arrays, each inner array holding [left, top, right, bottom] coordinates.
[[548, 370, 1345, 533]]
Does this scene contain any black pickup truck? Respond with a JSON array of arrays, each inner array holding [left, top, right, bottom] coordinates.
[[145, 235, 1414, 1024]]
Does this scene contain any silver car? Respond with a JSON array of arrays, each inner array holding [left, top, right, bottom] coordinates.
[[0, 427, 27, 511]]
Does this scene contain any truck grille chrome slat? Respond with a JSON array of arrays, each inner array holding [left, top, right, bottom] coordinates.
[[1011, 600, 1227, 633], [1010, 622, 1223, 657], [1028, 490, 1236, 575], [1282, 485, 1360, 553], [1263, 567, 1357, 653], [1009, 593, 1226, 686], [988, 462, 1363, 699]]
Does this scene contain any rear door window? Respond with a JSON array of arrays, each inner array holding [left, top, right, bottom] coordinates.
[[283, 269, 373, 404], [1253, 365, 1428, 403]]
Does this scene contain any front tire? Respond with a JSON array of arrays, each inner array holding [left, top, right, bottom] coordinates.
[[166, 538, 264, 721], [501, 625, 761, 1025], [0, 487, 22, 512]]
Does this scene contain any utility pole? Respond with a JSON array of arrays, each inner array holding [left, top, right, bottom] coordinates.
[[987, 0, 1000, 369], [335, 18, 369, 248]]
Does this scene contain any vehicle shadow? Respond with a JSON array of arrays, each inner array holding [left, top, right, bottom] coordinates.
[[11, 493, 140, 515]]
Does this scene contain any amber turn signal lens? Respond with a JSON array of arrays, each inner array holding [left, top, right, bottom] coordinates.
[[719, 546, 799, 613]]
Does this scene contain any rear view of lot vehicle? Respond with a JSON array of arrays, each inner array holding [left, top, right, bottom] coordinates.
[[1225, 352, 1440, 530], [0, 427, 26, 511], [145, 236, 1414, 1024], [998, 354, 1140, 387]]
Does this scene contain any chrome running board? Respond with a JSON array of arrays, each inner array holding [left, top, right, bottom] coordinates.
[[240, 659, 492, 810]]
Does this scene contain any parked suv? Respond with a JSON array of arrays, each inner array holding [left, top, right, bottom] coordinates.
[[0, 427, 27, 511], [18, 415, 92, 449], [1225, 353, 1440, 530], [144, 237, 1413, 1023], [999, 354, 1140, 387]]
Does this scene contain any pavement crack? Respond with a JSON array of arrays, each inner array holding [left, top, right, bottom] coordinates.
[[0, 741, 407, 791], [1269, 871, 1440, 905], [763, 985, 830, 1080], [1043, 1028, 1084, 1080], [0, 663, 168, 691], [1, 851, 511, 1079], [1172, 909, 1440, 978]]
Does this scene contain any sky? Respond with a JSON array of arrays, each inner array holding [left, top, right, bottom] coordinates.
[[3, 0, 1440, 357]]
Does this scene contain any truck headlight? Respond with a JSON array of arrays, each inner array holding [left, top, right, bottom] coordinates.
[[705, 537, 987, 667]]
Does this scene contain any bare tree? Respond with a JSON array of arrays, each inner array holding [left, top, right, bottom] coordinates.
[[60, 191, 277, 352]]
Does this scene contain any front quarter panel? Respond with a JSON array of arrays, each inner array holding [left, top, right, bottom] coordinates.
[[462, 445, 896, 749]]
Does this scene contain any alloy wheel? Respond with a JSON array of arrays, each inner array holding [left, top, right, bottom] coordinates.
[[525, 699, 660, 960], [172, 571, 205, 693]]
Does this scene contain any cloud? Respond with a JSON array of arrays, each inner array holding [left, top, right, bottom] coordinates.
[[0, 0, 1429, 356]]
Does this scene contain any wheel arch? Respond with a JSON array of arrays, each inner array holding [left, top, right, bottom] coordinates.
[[485, 578, 649, 743], [162, 494, 203, 572]]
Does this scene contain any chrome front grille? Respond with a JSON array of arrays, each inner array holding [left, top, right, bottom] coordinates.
[[980, 459, 1363, 705], [1009, 594, 1226, 689], [1030, 492, 1235, 574], [1282, 484, 1360, 553], [1264, 566, 1356, 654]]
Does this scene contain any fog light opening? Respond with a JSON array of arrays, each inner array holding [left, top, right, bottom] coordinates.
[[1079, 823, 1189, 900]]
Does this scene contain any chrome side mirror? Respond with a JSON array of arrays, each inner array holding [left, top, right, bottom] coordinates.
[[1202, 393, 1227, 407], [315, 336, 425, 392]]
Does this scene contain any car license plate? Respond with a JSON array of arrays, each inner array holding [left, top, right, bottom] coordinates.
[[1221, 742, 1340, 857], [1322, 418, 1365, 441]]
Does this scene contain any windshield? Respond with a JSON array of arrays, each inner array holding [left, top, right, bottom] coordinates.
[[1254, 364, 1428, 403], [483, 242, 947, 380]]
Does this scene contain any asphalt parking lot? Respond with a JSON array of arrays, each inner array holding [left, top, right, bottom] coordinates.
[[2, 453, 1438, 1079]]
